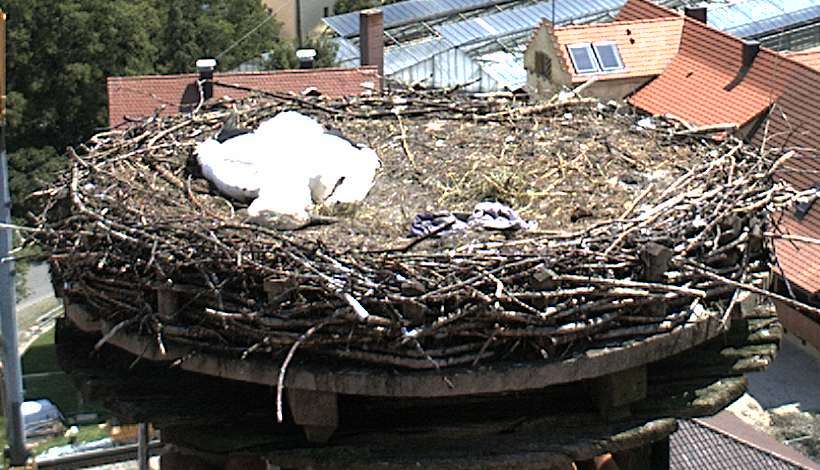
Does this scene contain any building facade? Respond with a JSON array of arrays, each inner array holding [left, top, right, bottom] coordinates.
[[263, 0, 338, 44]]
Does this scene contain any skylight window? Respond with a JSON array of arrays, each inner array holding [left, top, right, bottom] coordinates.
[[593, 42, 625, 71], [567, 44, 600, 74], [566, 42, 626, 74]]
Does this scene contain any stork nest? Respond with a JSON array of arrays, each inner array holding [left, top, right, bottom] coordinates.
[[32, 86, 800, 370]]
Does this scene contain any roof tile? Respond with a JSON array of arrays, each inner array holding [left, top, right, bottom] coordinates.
[[628, 18, 784, 127], [671, 416, 817, 470], [106, 67, 380, 127], [617, 0, 677, 21], [550, 17, 684, 83], [624, 1, 820, 294], [786, 46, 820, 72]]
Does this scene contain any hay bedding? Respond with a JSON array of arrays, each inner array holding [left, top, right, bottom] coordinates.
[[33, 87, 798, 371]]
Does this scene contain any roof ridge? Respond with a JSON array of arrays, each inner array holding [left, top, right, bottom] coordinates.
[[678, 17, 820, 84], [554, 15, 682, 32], [108, 66, 379, 83], [787, 48, 820, 57]]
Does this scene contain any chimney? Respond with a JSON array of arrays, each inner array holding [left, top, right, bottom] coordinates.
[[684, 7, 707, 24], [196, 58, 217, 100], [359, 9, 384, 79], [742, 40, 760, 68], [296, 49, 317, 69]]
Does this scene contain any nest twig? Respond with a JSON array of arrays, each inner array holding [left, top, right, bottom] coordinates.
[[32, 87, 803, 369]]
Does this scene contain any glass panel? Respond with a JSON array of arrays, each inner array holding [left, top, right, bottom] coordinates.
[[593, 43, 623, 71], [567, 44, 599, 74]]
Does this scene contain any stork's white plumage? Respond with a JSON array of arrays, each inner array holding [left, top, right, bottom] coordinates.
[[324, 146, 380, 204], [247, 176, 313, 230], [195, 111, 380, 229], [255, 111, 325, 138], [196, 136, 269, 200]]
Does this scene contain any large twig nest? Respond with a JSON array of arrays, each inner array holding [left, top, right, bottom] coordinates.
[[33, 88, 801, 369]]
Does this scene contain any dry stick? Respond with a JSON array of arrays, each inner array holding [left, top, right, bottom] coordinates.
[[95, 318, 139, 351], [395, 112, 416, 166], [146, 119, 196, 147], [720, 240, 752, 328], [275, 318, 332, 423], [549, 274, 707, 298], [211, 80, 341, 115], [765, 150, 796, 178], [677, 260, 820, 318], [764, 232, 820, 246], [372, 219, 457, 254], [673, 122, 738, 136], [619, 183, 654, 220]]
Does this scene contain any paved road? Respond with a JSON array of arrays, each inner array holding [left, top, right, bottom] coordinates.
[[14, 261, 60, 347], [747, 333, 820, 411], [17, 262, 55, 310]]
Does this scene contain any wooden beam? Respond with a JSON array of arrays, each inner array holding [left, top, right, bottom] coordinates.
[[287, 389, 338, 444], [590, 366, 647, 421], [157, 287, 179, 321], [639, 243, 673, 317]]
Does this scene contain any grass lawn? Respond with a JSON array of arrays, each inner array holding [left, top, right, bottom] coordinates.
[[21, 328, 106, 417], [21, 328, 60, 374]]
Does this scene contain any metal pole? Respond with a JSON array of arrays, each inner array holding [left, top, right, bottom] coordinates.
[[0, 10, 28, 466], [137, 423, 149, 470], [552, 0, 556, 25]]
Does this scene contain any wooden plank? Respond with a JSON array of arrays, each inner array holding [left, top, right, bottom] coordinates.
[[590, 366, 647, 420], [65, 303, 726, 399]]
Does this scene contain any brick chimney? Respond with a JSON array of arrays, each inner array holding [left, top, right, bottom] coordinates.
[[359, 9, 384, 79], [196, 58, 217, 100], [742, 40, 760, 68], [684, 7, 707, 24]]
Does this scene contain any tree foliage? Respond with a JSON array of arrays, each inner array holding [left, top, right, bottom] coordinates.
[[0, 0, 284, 217], [333, 0, 402, 15], [265, 35, 339, 70]]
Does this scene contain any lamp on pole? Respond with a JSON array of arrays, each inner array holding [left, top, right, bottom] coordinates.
[[0, 9, 29, 466]]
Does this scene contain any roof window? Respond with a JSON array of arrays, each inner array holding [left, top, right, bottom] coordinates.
[[567, 42, 625, 74], [593, 42, 625, 71], [567, 44, 600, 74]]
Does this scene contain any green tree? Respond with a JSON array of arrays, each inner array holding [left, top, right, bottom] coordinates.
[[266, 35, 339, 70], [156, 0, 280, 73], [333, 0, 401, 15], [1, 0, 162, 217], [0, 0, 283, 217]]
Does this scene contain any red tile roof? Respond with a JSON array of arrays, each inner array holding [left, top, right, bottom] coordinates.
[[106, 67, 380, 127], [774, 210, 820, 294], [622, 1, 820, 295], [617, 0, 677, 21], [752, 54, 820, 294], [628, 19, 786, 127], [786, 46, 820, 71], [549, 17, 684, 83]]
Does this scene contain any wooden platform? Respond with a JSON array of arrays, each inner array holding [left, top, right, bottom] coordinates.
[[56, 300, 782, 462], [65, 301, 726, 398]]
